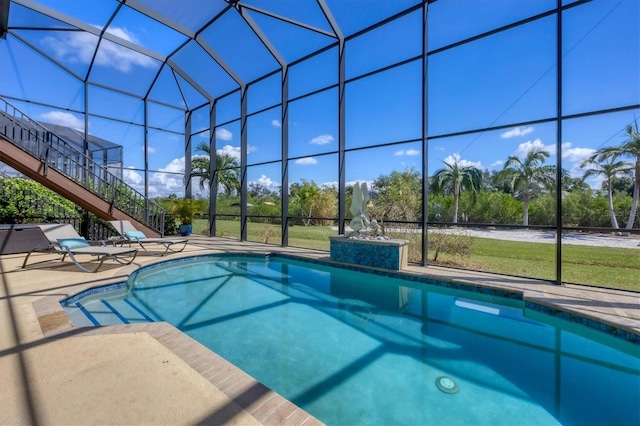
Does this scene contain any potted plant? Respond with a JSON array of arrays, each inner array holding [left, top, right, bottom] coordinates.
[[171, 197, 203, 236]]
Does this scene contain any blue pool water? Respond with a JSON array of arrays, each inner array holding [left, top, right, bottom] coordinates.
[[63, 254, 640, 425]]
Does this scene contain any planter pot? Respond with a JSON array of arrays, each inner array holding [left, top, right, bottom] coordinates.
[[178, 224, 192, 236]]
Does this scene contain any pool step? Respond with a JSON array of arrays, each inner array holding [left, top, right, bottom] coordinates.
[[67, 298, 154, 327]]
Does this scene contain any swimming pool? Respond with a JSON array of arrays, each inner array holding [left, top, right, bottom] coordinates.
[[63, 254, 640, 425]]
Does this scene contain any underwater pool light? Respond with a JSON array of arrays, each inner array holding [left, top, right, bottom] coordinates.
[[436, 376, 460, 394]]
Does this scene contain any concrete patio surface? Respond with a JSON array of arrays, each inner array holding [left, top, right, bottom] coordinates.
[[0, 235, 638, 425]]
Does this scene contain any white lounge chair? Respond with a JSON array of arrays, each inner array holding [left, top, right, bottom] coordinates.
[[22, 224, 138, 273], [108, 220, 188, 256]]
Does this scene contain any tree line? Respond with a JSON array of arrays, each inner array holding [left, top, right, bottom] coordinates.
[[2, 123, 637, 231], [188, 122, 639, 230]]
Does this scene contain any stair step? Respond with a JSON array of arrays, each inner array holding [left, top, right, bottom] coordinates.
[[64, 292, 157, 327], [105, 298, 155, 324], [67, 302, 100, 327]]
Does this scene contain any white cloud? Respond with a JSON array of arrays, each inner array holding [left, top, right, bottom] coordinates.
[[146, 146, 156, 154], [42, 32, 96, 67], [123, 167, 143, 186], [252, 174, 281, 192], [104, 26, 141, 43], [257, 174, 274, 187], [192, 153, 208, 161], [148, 174, 183, 197], [310, 134, 334, 145], [217, 145, 240, 160], [561, 142, 595, 163], [561, 142, 597, 178], [150, 157, 186, 197], [42, 26, 156, 73], [395, 148, 420, 156], [123, 166, 179, 198], [215, 128, 233, 141], [39, 111, 85, 130], [444, 153, 482, 169], [122, 158, 190, 198], [515, 139, 554, 158], [96, 40, 155, 73], [158, 157, 185, 174], [501, 126, 534, 139], [194, 128, 210, 137], [490, 160, 504, 168], [295, 157, 318, 165], [190, 181, 209, 199], [272, 119, 281, 128], [210, 144, 256, 161]]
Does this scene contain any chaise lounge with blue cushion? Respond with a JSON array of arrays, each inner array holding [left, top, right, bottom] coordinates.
[[108, 220, 188, 256], [22, 224, 138, 273]]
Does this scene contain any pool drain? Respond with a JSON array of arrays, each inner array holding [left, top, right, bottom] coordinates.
[[435, 376, 459, 394]]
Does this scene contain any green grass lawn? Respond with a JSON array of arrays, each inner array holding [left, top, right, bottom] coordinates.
[[453, 238, 639, 290], [195, 219, 639, 291]]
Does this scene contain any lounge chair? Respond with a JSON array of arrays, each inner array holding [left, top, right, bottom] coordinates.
[[108, 220, 188, 256], [22, 224, 138, 273]]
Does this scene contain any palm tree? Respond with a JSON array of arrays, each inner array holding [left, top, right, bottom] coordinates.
[[430, 157, 482, 223], [595, 121, 640, 229], [581, 154, 633, 229], [191, 141, 240, 196], [499, 148, 557, 226]]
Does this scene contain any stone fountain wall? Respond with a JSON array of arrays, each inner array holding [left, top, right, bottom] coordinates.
[[329, 236, 408, 270]]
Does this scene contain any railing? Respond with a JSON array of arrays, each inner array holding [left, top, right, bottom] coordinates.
[[0, 97, 165, 234]]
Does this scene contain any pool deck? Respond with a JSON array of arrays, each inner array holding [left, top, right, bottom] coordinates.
[[1, 235, 638, 425]]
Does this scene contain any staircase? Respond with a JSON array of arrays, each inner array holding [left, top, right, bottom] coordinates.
[[67, 296, 156, 327], [0, 97, 165, 236]]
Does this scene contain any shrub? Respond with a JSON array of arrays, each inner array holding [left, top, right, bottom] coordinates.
[[428, 230, 473, 262], [259, 223, 277, 244], [385, 225, 422, 263], [0, 177, 76, 222], [466, 192, 522, 224]]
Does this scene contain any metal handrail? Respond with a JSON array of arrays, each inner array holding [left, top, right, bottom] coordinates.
[[0, 97, 165, 234]]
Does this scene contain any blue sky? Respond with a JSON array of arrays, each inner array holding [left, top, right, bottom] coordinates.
[[1, 0, 638, 198]]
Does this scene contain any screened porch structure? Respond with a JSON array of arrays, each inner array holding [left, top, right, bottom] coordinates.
[[0, 0, 638, 289]]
